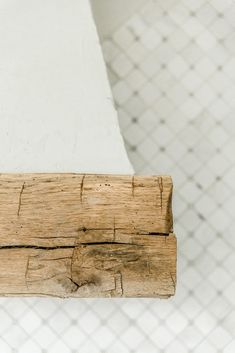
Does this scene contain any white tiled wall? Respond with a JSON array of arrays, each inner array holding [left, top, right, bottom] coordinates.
[[101, 0, 235, 351], [0, 1, 234, 352]]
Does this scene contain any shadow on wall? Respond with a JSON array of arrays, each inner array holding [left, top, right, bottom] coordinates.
[[91, 0, 146, 38]]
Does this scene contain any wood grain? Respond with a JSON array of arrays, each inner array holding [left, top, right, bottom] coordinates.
[[0, 174, 176, 298]]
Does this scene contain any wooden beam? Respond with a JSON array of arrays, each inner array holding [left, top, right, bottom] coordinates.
[[0, 174, 176, 298]]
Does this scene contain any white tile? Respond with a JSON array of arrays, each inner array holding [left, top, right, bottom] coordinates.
[[111, 53, 133, 78], [154, 17, 177, 37], [126, 41, 147, 64], [79, 310, 101, 334], [123, 123, 146, 145], [180, 180, 201, 203], [166, 339, 188, 353], [182, 18, 205, 37], [208, 208, 231, 232], [178, 325, 203, 349], [126, 69, 146, 89], [182, 0, 205, 11], [196, 251, 217, 276], [208, 44, 230, 65], [140, 2, 165, 25], [121, 326, 145, 349], [181, 42, 204, 64], [0, 339, 11, 353], [208, 238, 230, 261], [182, 70, 203, 90], [195, 193, 216, 216], [212, 0, 233, 11], [208, 97, 230, 119], [123, 95, 146, 115], [224, 33, 235, 54], [208, 327, 232, 350], [180, 97, 203, 119], [168, 55, 189, 78], [138, 138, 158, 161], [178, 152, 202, 174], [151, 124, 174, 145], [117, 108, 132, 130], [224, 252, 235, 277], [209, 18, 232, 39], [193, 139, 215, 164], [33, 326, 57, 349], [0, 309, 13, 332], [151, 326, 174, 348], [224, 282, 235, 305], [167, 139, 188, 159], [139, 81, 161, 104], [137, 310, 159, 334], [178, 208, 201, 231], [195, 281, 217, 305], [194, 57, 216, 78], [196, 30, 217, 50], [166, 311, 188, 335], [181, 237, 203, 260], [208, 267, 231, 291], [113, 80, 132, 104], [138, 109, 158, 133], [223, 140, 235, 162], [194, 311, 217, 335], [223, 57, 235, 80], [127, 14, 147, 35], [20, 310, 42, 334], [224, 341, 235, 353], [139, 52, 161, 78], [140, 28, 161, 50], [194, 341, 216, 353], [194, 223, 215, 247], [194, 83, 215, 107], [19, 341, 41, 353], [153, 96, 175, 118], [208, 126, 229, 148], [113, 26, 135, 49], [180, 297, 201, 320], [93, 326, 116, 349], [207, 296, 232, 320], [196, 3, 217, 26], [169, 3, 190, 25], [102, 40, 120, 63], [168, 28, 190, 51]]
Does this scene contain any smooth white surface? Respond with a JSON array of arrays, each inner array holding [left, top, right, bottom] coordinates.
[[0, 0, 133, 174]]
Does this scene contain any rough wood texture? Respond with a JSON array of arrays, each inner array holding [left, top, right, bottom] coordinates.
[[0, 174, 176, 298]]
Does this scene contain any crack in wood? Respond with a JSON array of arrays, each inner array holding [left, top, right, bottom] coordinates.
[[158, 176, 163, 212], [67, 277, 95, 292], [132, 176, 135, 197], [0, 241, 143, 251], [113, 217, 116, 242], [80, 174, 85, 202], [17, 182, 25, 217], [170, 272, 176, 292], [118, 271, 123, 296]]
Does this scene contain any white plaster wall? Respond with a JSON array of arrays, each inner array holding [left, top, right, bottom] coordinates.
[[0, 0, 133, 174]]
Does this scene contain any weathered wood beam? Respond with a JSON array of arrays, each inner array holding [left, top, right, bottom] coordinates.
[[0, 174, 176, 298]]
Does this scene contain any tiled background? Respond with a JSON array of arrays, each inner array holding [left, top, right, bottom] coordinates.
[[0, 0, 234, 352]]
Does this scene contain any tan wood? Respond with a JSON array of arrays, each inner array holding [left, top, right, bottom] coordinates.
[[0, 174, 176, 298]]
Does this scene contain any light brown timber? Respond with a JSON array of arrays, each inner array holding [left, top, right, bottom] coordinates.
[[0, 174, 176, 298]]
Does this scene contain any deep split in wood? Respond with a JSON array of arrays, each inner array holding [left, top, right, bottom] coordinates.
[[0, 174, 176, 298]]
